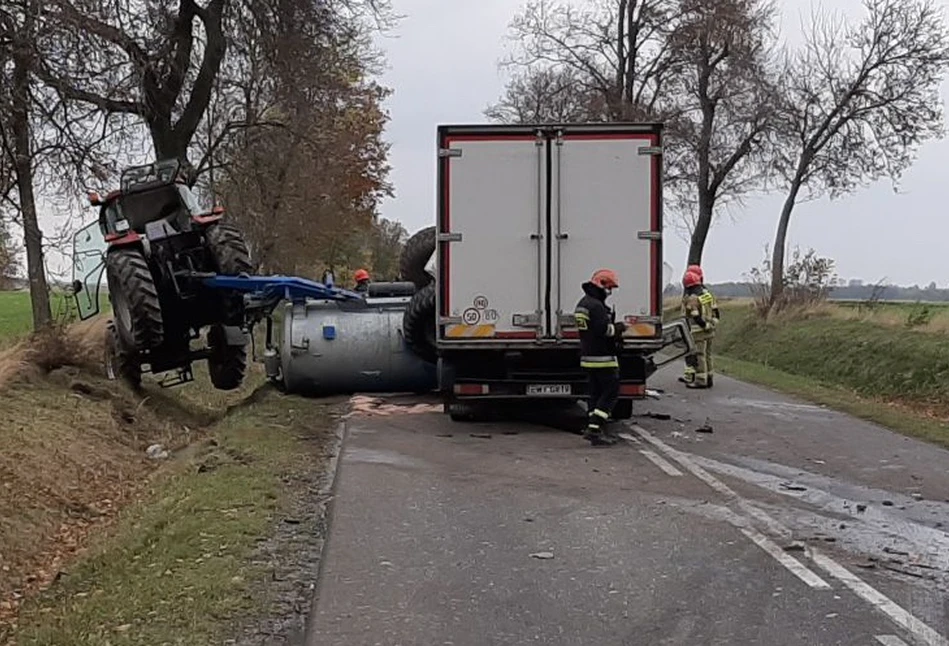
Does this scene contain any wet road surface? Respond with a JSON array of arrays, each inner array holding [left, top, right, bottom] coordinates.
[[307, 374, 949, 645]]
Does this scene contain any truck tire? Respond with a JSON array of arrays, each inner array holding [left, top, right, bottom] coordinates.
[[206, 222, 252, 324], [206, 324, 246, 391], [104, 320, 142, 389], [403, 282, 437, 364], [106, 248, 164, 352], [612, 399, 633, 420], [399, 226, 435, 288]]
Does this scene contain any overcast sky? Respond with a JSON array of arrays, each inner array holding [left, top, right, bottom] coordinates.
[[374, 0, 949, 287]]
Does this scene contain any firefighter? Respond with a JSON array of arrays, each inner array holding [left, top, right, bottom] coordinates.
[[353, 268, 371, 293], [575, 268, 626, 446], [680, 267, 719, 389]]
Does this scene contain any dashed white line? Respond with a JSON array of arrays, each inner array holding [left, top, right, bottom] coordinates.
[[628, 424, 949, 646], [736, 524, 831, 589], [875, 635, 910, 646], [638, 448, 684, 477]]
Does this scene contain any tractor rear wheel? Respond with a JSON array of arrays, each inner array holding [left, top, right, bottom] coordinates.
[[104, 320, 142, 389], [106, 248, 164, 352], [399, 226, 435, 288], [206, 324, 247, 391], [206, 223, 252, 325], [403, 282, 437, 364]]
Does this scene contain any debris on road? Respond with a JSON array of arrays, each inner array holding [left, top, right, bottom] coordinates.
[[344, 395, 441, 419], [469, 433, 492, 439], [883, 546, 910, 557], [856, 504, 868, 513], [882, 500, 895, 507], [529, 551, 554, 560], [639, 412, 672, 421], [695, 423, 714, 434], [646, 389, 662, 399], [783, 542, 806, 553], [779, 482, 807, 492], [911, 492, 923, 500]]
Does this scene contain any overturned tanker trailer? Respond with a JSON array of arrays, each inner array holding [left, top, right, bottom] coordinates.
[[268, 281, 438, 395]]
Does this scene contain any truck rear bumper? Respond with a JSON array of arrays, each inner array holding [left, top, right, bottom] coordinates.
[[439, 347, 657, 401]]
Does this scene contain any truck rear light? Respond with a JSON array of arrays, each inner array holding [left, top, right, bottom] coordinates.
[[454, 384, 489, 395], [619, 384, 645, 396]]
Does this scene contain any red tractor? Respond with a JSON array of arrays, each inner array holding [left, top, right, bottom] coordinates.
[[72, 159, 253, 390]]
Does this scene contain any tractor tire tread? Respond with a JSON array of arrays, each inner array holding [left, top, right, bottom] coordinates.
[[399, 225, 435, 288], [207, 325, 247, 391], [207, 222, 253, 275], [403, 282, 437, 364], [106, 248, 164, 351]]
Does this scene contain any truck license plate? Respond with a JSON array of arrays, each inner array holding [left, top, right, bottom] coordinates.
[[526, 384, 571, 396]]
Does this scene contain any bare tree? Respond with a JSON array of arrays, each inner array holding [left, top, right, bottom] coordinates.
[[494, 0, 682, 122], [768, 0, 949, 305], [668, 0, 780, 265], [486, 67, 602, 124]]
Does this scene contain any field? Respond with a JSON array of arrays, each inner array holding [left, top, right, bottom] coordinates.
[[0, 291, 111, 348]]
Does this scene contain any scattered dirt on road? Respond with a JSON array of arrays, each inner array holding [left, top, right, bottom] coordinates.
[[345, 394, 441, 418]]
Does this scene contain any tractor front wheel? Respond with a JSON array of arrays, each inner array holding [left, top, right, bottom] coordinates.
[[105, 320, 142, 389], [106, 248, 164, 353], [206, 324, 247, 391]]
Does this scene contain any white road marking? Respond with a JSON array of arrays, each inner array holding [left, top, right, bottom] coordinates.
[[737, 524, 831, 589], [875, 635, 910, 646], [638, 448, 683, 476], [628, 424, 949, 646]]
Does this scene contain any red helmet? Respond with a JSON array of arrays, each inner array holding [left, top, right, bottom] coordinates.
[[591, 268, 619, 290], [687, 264, 704, 281], [683, 270, 701, 288], [354, 268, 370, 283]]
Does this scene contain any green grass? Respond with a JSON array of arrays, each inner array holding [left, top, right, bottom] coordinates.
[[11, 383, 336, 645], [712, 303, 949, 448], [0, 290, 111, 347]]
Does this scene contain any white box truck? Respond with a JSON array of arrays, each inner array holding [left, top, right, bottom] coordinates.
[[433, 123, 694, 420]]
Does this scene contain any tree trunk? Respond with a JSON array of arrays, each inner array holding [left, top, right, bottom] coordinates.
[[11, 15, 51, 330], [687, 189, 713, 266], [769, 178, 804, 305]]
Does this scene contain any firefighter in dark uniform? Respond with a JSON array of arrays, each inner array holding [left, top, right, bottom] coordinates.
[[574, 268, 626, 446]]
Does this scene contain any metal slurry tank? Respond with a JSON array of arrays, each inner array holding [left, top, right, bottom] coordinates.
[[276, 283, 437, 395]]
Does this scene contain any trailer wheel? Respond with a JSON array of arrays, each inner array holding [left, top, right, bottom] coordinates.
[[105, 320, 142, 389], [206, 324, 247, 391], [612, 399, 633, 421], [399, 226, 435, 288], [106, 247, 164, 352], [403, 282, 437, 364], [207, 222, 253, 325]]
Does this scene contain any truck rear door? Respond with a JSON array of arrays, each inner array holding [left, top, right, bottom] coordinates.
[[551, 125, 663, 342], [436, 127, 548, 341]]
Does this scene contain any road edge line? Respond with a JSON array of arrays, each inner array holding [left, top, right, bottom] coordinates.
[[638, 447, 684, 476]]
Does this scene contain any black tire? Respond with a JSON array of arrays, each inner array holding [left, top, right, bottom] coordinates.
[[105, 320, 142, 388], [612, 399, 634, 420], [206, 222, 253, 275], [206, 324, 247, 391], [206, 222, 252, 324], [106, 248, 164, 352], [403, 282, 437, 364], [399, 226, 435, 288]]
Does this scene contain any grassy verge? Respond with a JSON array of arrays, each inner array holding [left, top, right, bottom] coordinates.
[[713, 303, 949, 448], [6, 362, 339, 645]]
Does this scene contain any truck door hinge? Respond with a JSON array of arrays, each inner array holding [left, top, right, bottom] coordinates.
[[637, 231, 661, 240], [438, 232, 462, 242], [638, 146, 662, 156], [438, 148, 462, 158]]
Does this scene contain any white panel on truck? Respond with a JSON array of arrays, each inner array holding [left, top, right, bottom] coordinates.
[[551, 131, 660, 339], [438, 133, 547, 341]]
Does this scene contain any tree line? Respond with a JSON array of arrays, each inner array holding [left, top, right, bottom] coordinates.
[[487, 0, 949, 311], [0, 0, 406, 329]]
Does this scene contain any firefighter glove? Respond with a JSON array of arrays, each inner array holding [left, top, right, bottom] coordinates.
[[613, 321, 627, 336]]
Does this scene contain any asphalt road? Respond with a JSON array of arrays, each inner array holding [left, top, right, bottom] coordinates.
[[307, 372, 949, 646]]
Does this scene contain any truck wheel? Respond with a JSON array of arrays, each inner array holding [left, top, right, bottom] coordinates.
[[399, 226, 435, 288], [206, 222, 252, 324], [105, 320, 142, 388], [106, 248, 164, 352], [403, 282, 437, 364], [612, 399, 634, 421], [206, 324, 247, 391]]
